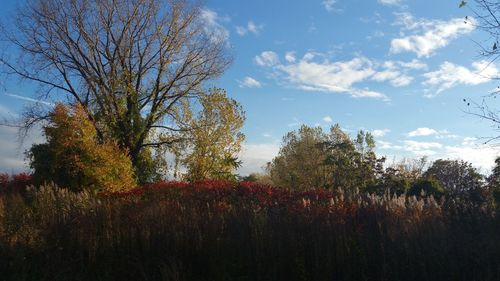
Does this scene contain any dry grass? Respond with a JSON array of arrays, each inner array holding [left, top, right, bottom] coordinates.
[[0, 180, 499, 281]]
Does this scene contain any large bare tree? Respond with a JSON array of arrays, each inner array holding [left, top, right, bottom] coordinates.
[[0, 0, 231, 180]]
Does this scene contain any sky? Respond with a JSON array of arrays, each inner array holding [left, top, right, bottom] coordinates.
[[1, 0, 500, 175]]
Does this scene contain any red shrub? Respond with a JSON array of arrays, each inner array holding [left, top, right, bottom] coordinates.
[[10, 173, 33, 193], [0, 173, 9, 191]]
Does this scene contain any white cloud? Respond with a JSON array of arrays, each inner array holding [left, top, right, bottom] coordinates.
[[236, 21, 263, 36], [423, 60, 499, 95], [237, 143, 280, 175], [372, 70, 413, 87], [398, 59, 428, 70], [403, 140, 442, 156], [378, 0, 402, 5], [350, 89, 388, 100], [371, 59, 426, 87], [200, 8, 230, 43], [279, 56, 376, 91], [0, 125, 43, 173], [390, 13, 476, 57], [238, 76, 262, 88], [255, 51, 435, 100], [377, 140, 403, 150], [276, 55, 388, 100], [235, 26, 246, 36], [445, 138, 500, 172], [322, 0, 336, 11], [408, 127, 439, 137], [323, 116, 333, 123], [247, 21, 261, 34], [372, 129, 390, 137], [285, 51, 296, 63], [254, 51, 280, 67], [378, 137, 498, 172]]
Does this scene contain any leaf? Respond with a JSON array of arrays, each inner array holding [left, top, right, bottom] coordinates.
[[459, 0, 466, 8]]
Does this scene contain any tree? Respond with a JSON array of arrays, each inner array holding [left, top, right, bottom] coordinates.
[[322, 125, 385, 190], [407, 177, 445, 199], [460, 1, 500, 142], [267, 124, 384, 190], [487, 156, 500, 207], [268, 125, 330, 190], [176, 88, 245, 182], [423, 159, 486, 204], [29, 104, 136, 192], [0, 0, 231, 183]]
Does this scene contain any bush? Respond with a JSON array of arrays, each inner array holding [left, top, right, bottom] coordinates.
[[0, 173, 33, 194]]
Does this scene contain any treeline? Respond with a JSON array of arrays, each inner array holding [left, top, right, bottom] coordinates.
[[245, 125, 499, 209]]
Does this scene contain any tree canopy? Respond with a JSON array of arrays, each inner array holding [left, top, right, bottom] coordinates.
[[267, 124, 385, 190], [0, 0, 232, 182]]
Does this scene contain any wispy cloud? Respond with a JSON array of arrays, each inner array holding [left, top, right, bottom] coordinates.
[[390, 12, 475, 57], [423, 60, 499, 96], [238, 76, 262, 88], [254, 51, 280, 67], [255, 51, 429, 100], [200, 8, 230, 43], [236, 21, 263, 36], [254, 51, 388, 100], [323, 116, 333, 123], [403, 140, 443, 155], [372, 129, 390, 137], [287, 117, 302, 127], [285, 51, 296, 63], [378, 0, 402, 6], [321, 0, 336, 11], [5, 93, 54, 106], [407, 127, 438, 137]]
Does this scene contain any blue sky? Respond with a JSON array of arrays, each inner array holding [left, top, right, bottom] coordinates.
[[1, 0, 500, 175]]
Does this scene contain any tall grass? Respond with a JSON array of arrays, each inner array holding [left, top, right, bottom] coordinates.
[[1, 181, 499, 281]]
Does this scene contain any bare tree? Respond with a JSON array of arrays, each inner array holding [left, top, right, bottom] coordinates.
[[0, 0, 231, 180], [461, 0, 500, 143]]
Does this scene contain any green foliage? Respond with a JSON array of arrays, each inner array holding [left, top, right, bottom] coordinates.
[[408, 177, 446, 199], [268, 124, 385, 190], [269, 125, 330, 189], [366, 168, 411, 196], [423, 159, 486, 205], [488, 157, 500, 207], [28, 104, 136, 192]]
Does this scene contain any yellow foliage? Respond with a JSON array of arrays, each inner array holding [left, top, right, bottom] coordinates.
[[30, 103, 136, 192]]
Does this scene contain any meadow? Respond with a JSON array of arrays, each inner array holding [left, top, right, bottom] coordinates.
[[1, 175, 499, 281]]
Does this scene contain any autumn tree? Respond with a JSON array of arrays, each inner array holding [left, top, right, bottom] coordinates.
[[29, 104, 136, 192], [424, 159, 486, 205], [174, 88, 245, 182], [268, 124, 384, 190], [268, 125, 330, 190], [322, 125, 385, 190], [0, 0, 231, 183]]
